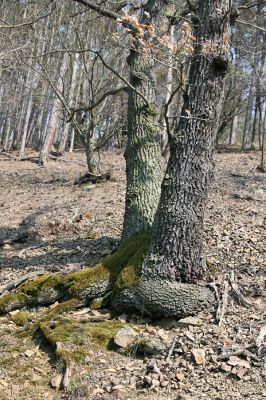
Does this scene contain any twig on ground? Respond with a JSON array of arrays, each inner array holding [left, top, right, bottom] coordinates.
[[216, 276, 229, 327], [62, 362, 72, 391], [217, 346, 257, 361], [229, 271, 252, 307], [256, 324, 266, 356], [166, 335, 177, 362], [0, 270, 45, 296]]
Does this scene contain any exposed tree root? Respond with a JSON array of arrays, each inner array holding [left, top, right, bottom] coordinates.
[[74, 171, 112, 185], [0, 231, 215, 318], [0, 231, 216, 391]]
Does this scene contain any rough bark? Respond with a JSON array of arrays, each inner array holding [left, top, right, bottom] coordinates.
[[140, 0, 232, 284], [121, 0, 166, 241], [0, 232, 214, 318]]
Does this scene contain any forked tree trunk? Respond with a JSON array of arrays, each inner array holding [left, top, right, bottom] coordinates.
[[140, 0, 233, 285], [0, 0, 233, 320]]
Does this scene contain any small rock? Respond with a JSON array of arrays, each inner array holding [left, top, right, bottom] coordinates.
[[110, 377, 120, 386], [101, 249, 112, 256], [31, 373, 42, 383], [34, 367, 47, 376], [50, 374, 62, 389], [220, 363, 231, 372], [106, 368, 117, 373], [138, 339, 165, 355], [112, 384, 125, 391], [117, 314, 128, 323], [191, 348, 206, 365], [99, 359, 107, 364], [160, 380, 169, 387], [157, 317, 177, 330], [227, 356, 251, 368], [176, 372, 185, 381], [177, 316, 202, 327], [9, 310, 20, 316], [129, 376, 137, 387], [143, 375, 152, 386], [91, 309, 102, 316], [24, 349, 35, 358], [236, 367, 247, 379], [151, 379, 160, 389], [0, 379, 8, 387], [114, 326, 138, 348], [103, 384, 112, 393], [184, 331, 195, 341], [49, 301, 59, 309]]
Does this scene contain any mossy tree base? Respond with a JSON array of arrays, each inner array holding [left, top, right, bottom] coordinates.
[[0, 231, 214, 319]]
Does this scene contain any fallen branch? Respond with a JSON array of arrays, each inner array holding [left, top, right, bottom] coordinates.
[[0, 270, 46, 296], [62, 362, 72, 391], [216, 277, 229, 327], [217, 346, 257, 361], [256, 324, 266, 356], [166, 335, 177, 362], [75, 315, 110, 323], [74, 171, 111, 185], [229, 271, 252, 308]]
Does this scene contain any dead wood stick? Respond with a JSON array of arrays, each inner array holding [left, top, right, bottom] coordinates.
[[217, 277, 229, 326], [229, 271, 252, 307], [18, 244, 44, 258], [0, 270, 45, 296], [75, 315, 110, 323], [166, 335, 177, 362], [62, 362, 72, 391], [256, 324, 266, 356], [217, 347, 257, 361]]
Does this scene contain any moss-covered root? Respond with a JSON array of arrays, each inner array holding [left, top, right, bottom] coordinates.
[[38, 317, 124, 364], [111, 279, 215, 318], [0, 231, 151, 315]]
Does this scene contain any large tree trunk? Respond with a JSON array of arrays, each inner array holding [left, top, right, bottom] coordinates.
[[121, 0, 166, 241], [139, 0, 232, 285]]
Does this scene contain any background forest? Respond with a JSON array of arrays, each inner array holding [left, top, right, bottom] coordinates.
[[0, 0, 265, 166]]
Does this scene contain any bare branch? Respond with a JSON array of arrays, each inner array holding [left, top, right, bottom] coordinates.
[[236, 19, 266, 32]]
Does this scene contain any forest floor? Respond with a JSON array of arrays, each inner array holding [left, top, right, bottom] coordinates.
[[0, 149, 265, 400]]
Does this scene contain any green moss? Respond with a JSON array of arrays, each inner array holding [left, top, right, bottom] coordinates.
[[38, 317, 124, 363], [19, 274, 64, 297], [140, 104, 158, 137], [90, 297, 105, 310], [84, 320, 124, 347], [206, 260, 221, 277], [43, 299, 80, 320], [64, 230, 150, 297], [0, 292, 29, 314], [11, 311, 32, 326], [0, 230, 150, 314], [115, 235, 150, 290]]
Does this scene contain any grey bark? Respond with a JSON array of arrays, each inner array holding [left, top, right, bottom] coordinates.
[[121, 0, 166, 241], [140, 0, 232, 284]]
